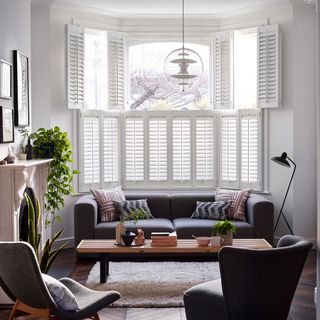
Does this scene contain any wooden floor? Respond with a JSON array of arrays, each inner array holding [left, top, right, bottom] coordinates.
[[0, 248, 316, 320]]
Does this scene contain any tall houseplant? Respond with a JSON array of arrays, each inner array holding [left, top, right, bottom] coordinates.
[[25, 193, 66, 273], [30, 127, 79, 225]]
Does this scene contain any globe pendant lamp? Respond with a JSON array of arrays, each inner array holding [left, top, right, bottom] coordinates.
[[163, 0, 203, 91], [271, 152, 296, 235]]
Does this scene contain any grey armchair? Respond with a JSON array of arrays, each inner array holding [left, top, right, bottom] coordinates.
[[184, 235, 312, 320], [0, 241, 120, 320]]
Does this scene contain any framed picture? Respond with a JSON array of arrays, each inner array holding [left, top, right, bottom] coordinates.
[[0, 60, 12, 99], [0, 107, 14, 143], [13, 50, 29, 127]]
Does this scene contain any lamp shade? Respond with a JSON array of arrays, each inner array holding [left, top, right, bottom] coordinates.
[[271, 152, 290, 167]]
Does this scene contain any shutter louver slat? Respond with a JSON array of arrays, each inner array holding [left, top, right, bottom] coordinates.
[[213, 31, 232, 109], [66, 25, 85, 109], [240, 111, 261, 189], [220, 115, 237, 186], [103, 117, 119, 184], [125, 118, 144, 182], [108, 32, 125, 108], [82, 115, 100, 186], [257, 24, 280, 108], [149, 118, 168, 181], [172, 119, 191, 181], [196, 117, 215, 181]]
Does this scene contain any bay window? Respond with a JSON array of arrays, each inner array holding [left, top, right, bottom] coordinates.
[[67, 23, 280, 192]]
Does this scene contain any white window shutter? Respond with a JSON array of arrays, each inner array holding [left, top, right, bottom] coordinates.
[[213, 31, 233, 109], [125, 117, 144, 182], [66, 24, 85, 109], [102, 115, 119, 187], [220, 113, 238, 188], [240, 110, 262, 190], [172, 118, 191, 181], [108, 31, 125, 109], [195, 116, 215, 183], [257, 24, 280, 108], [79, 112, 100, 191], [149, 117, 168, 182]]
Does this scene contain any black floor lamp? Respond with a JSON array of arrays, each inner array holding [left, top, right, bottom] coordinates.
[[271, 152, 296, 235]]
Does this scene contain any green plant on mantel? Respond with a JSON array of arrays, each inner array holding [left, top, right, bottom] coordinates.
[[30, 126, 80, 226], [25, 193, 66, 273]]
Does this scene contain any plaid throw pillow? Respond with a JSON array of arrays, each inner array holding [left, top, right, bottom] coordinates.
[[191, 201, 231, 220], [215, 189, 252, 221], [116, 199, 154, 221], [90, 187, 126, 222]]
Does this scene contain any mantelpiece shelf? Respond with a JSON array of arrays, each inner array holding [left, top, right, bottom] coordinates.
[[0, 159, 52, 169]]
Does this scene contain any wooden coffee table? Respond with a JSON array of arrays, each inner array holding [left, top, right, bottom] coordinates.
[[77, 238, 271, 283]]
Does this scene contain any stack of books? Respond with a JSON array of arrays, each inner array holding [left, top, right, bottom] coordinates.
[[151, 231, 177, 247]]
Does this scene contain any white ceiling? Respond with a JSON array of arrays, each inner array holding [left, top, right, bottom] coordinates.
[[53, 0, 289, 17]]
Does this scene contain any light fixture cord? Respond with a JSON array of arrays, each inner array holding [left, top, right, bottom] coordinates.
[[182, 0, 185, 53]]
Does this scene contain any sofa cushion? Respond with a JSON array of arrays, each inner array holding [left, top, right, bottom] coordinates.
[[95, 218, 174, 239], [171, 193, 216, 219], [173, 218, 254, 239], [90, 187, 125, 222], [191, 201, 231, 220], [116, 199, 154, 220], [215, 189, 252, 221], [124, 192, 171, 219]]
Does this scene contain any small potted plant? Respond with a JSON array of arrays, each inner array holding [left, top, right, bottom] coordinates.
[[212, 220, 237, 245]]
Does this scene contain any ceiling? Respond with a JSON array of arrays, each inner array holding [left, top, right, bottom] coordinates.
[[53, 0, 289, 17]]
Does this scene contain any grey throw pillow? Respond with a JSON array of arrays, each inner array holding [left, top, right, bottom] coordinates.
[[191, 201, 231, 220], [42, 274, 80, 311], [116, 199, 154, 221]]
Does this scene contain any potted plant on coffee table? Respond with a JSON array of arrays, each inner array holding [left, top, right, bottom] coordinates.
[[212, 220, 237, 245]]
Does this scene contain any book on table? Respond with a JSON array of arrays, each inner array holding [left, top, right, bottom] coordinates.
[[151, 231, 177, 247]]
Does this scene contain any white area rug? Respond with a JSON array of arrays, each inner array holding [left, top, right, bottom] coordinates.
[[86, 261, 220, 307]]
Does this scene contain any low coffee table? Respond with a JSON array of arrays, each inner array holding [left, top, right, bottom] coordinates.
[[77, 238, 271, 283]]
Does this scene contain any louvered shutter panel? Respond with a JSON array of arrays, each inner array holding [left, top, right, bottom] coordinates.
[[108, 32, 125, 109], [125, 117, 144, 182], [79, 112, 100, 191], [66, 24, 85, 109], [172, 118, 191, 181], [220, 113, 238, 188], [149, 118, 168, 182], [213, 31, 233, 109], [240, 110, 261, 190], [102, 115, 119, 186], [196, 116, 215, 182], [257, 24, 280, 108]]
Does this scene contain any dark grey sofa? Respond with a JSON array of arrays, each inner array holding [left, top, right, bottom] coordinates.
[[74, 191, 274, 255]]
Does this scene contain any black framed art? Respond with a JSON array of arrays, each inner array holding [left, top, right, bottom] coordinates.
[[0, 60, 12, 99], [13, 50, 29, 127], [0, 107, 14, 143]]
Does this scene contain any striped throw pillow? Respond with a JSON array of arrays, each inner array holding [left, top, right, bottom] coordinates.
[[191, 201, 231, 220], [90, 187, 126, 222], [215, 189, 252, 221], [116, 199, 154, 221]]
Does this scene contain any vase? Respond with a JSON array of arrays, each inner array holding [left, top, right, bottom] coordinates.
[[135, 228, 145, 245], [115, 223, 126, 245], [221, 230, 233, 245], [26, 138, 33, 160], [121, 230, 136, 246]]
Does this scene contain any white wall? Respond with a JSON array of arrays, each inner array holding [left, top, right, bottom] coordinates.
[[0, 0, 31, 160], [30, 1, 318, 245]]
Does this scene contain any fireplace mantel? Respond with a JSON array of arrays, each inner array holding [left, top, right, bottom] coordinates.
[[0, 159, 52, 242]]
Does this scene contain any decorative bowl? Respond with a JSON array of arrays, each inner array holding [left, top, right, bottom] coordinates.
[[195, 236, 211, 246], [121, 231, 136, 246]]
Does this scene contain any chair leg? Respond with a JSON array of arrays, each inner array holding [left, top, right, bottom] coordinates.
[[9, 299, 52, 319], [89, 313, 100, 320], [8, 299, 19, 320]]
